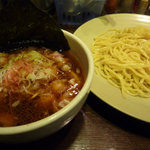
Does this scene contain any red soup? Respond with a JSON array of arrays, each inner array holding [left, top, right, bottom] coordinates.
[[0, 47, 84, 126]]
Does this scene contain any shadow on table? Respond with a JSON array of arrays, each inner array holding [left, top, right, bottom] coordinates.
[[87, 92, 150, 138]]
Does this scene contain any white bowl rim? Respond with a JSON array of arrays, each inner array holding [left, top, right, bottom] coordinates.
[[0, 30, 94, 135]]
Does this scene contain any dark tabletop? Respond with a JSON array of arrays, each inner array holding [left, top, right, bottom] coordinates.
[[1, 26, 150, 150]]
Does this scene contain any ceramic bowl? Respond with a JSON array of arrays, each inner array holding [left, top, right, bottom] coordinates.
[[0, 30, 94, 143]]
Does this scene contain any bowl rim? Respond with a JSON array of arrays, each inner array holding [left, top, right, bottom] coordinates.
[[0, 30, 94, 135]]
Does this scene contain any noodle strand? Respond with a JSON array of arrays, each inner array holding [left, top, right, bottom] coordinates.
[[91, 26, 150, 98]]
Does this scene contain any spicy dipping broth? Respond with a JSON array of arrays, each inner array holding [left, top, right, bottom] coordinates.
[[0, 47, 84, 127]]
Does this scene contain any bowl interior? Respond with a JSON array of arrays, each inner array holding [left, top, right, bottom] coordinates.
[[64, 30, 89, 79]]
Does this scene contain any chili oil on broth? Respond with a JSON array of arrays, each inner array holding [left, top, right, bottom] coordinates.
[[0, 47, 84, 127]]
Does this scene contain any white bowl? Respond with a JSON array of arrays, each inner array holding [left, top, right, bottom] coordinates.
[[0, 30, 94, 143]]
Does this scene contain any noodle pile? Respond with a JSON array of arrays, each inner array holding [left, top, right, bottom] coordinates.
[[91, 26, 150, 98]]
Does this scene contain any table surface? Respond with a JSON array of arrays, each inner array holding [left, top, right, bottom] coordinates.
[[1, 26, 150, 150]]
